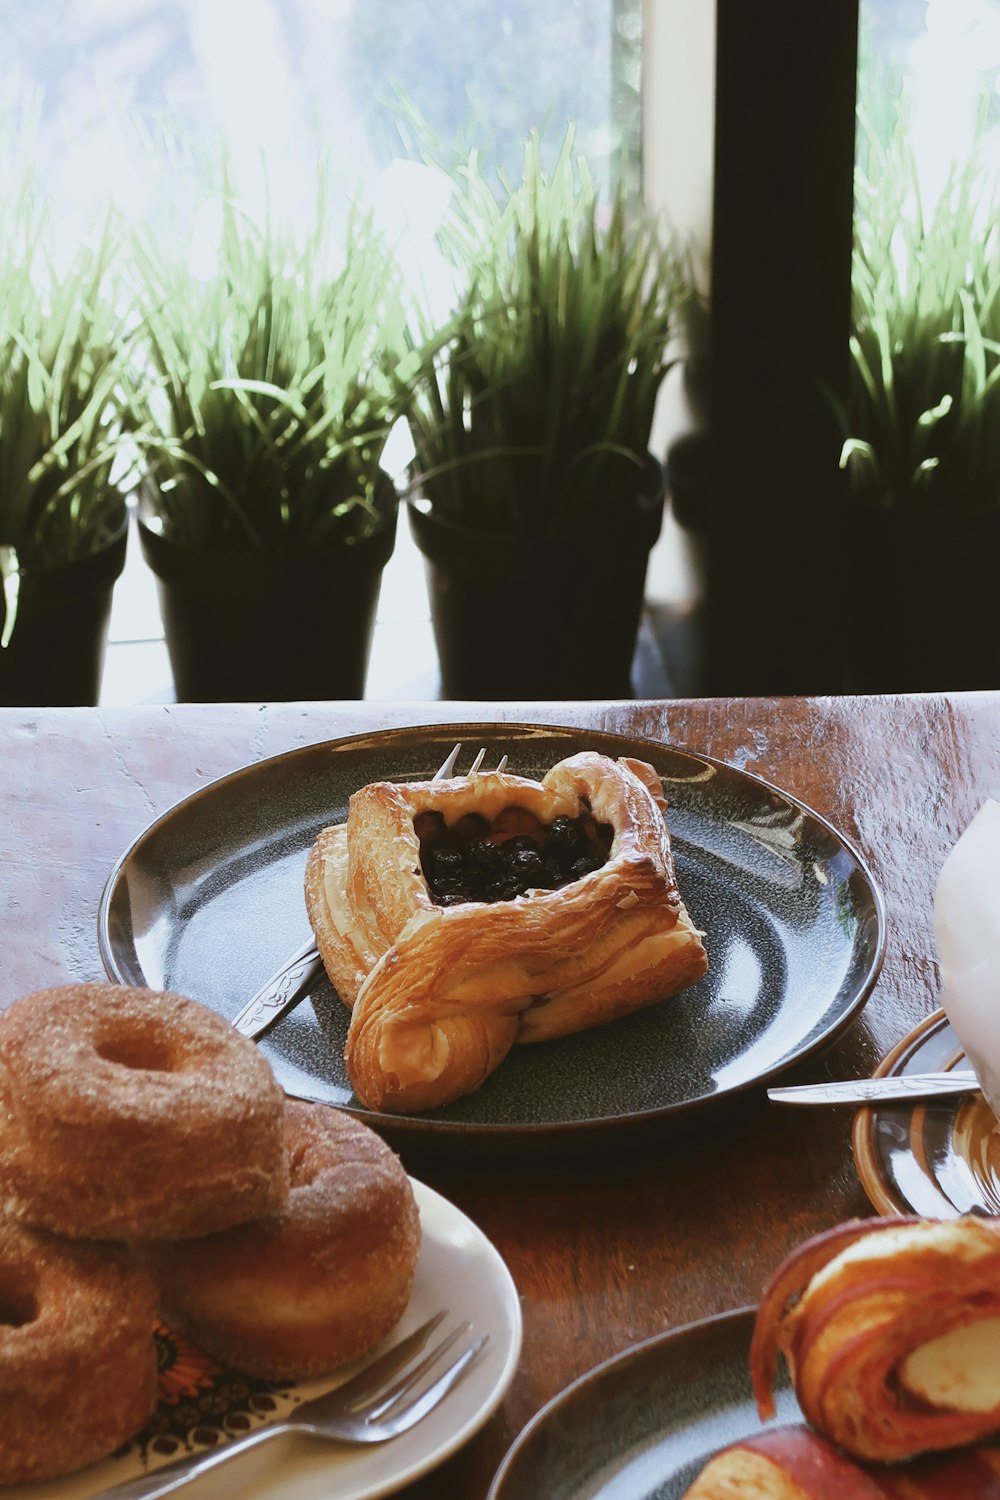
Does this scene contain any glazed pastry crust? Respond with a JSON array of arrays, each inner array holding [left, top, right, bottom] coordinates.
[[751, 1215, 1000, 1463], [305, 751, 708, 1113], [681, 1427, 890, 1498]]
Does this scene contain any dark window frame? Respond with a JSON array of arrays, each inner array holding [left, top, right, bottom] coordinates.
[[706, 0, 860, 695]]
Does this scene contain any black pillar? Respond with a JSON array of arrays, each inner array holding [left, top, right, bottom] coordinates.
[[706, 0, 859, 695]]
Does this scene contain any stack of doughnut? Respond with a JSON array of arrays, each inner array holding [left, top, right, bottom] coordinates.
[[0, 982, 420, 1485]]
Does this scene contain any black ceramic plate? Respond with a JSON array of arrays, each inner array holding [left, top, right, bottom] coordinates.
[[98, 722, 884, 1148], [487, 1308, 799, 1499]]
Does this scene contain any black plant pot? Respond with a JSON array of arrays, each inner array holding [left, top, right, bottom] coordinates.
[[846, 500, 1000, 692], [0, 520, 128, 707], [138, 490, 397, 703], [666, 430, 711, 537], [408, 461, 665, 700]]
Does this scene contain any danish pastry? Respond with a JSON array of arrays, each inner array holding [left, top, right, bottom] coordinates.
[[680, 1426, 888, 1497], [305, 751, 707, 1112]]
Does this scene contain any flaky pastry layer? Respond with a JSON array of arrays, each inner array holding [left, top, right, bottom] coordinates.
[[305, 751, 708, 1113]]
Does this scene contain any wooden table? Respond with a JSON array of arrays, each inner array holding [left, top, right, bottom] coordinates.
[[2, 692, 997, 1497]]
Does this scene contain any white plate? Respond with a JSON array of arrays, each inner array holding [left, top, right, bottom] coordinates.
[[14, 1181, 521, 1500]]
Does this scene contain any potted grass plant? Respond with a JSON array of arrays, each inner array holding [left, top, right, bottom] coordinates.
[[0, 191, 130, 707], [402, 129, 689, 700], [124, 188, 409, 702], [837, 105, 1000, 692]]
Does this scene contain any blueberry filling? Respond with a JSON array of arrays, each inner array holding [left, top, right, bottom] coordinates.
[[415, 806, 613, 906]]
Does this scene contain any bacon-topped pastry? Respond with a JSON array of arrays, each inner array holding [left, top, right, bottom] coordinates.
[[305, 751, 707, 1112], [750, 1216, 1000, 1463], [682, 1425, 1000, 1497], [682, 1427, 889, 1497]]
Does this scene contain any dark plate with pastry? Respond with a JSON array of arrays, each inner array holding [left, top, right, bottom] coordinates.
[[488, 1308, 795, 1499], [99, 722, 884, 1152], [490, 1216, 1000, 1498]]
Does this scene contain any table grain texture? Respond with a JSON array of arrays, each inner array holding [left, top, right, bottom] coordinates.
[[2, 692, 998, 1498]]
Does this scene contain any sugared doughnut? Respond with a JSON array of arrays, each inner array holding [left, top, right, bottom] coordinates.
[[0, 982, 289, 1240], [0, 1217, 158, 1483], [145, 1101, 421, 1379]]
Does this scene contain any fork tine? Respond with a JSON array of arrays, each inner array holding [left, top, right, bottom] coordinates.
[[326, 1311, 448, 1408], [433, 744, 508, 782], [356, 1319, 472, 1420], [433, 743, 462, 781], [370, 1335, 490, 1437]]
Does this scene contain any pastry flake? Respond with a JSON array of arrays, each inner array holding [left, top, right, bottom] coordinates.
[[305, 751, 708, 1112]]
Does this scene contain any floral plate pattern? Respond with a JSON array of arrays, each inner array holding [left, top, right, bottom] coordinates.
[[8, 1181, 521, 1500]]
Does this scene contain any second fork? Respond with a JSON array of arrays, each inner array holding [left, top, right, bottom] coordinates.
[[96, 1313, 487, 1500]]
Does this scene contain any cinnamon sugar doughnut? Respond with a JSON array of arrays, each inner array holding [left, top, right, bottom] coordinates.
[[0, 1217, 158, 1483], [0, 983, 289, 1240], [145, 1101, 421, 1380]]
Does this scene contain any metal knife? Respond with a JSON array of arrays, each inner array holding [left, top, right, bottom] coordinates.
[[231, 935, 323, 1040], [767, 1069, 980, 1105]]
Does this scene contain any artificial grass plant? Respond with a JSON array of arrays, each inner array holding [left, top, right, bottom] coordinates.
[[839, 103, 1000, 512], [124, 187, 412, 552], [402, 128, 689, 536], [0, 178, 130, 642]]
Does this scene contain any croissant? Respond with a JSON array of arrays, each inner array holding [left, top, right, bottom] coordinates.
[[750, 1215, 1000, 1463], [682, 1425, 1000, 1497], [304, 751, 707, 1112]]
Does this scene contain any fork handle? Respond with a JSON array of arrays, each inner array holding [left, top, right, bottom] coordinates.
[[97, 1421, 289, 1499]]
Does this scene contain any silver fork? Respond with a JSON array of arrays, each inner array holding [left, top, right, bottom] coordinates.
[[97, 1313, 488, 1499], [231, 744, 506, 1039]]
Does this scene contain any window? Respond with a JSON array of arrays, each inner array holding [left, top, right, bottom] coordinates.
[[3, 1, 655, 704], [860, 0, 1000, 200], [5, 0, 644, 240]]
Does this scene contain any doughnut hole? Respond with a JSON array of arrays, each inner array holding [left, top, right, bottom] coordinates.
[[288, 1135, 323, 1189], [94, 1023, 179, 1073], [0, 1278, 37, 1329]]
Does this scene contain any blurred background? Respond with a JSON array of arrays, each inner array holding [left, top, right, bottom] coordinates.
[[3, 0, 999, 702]]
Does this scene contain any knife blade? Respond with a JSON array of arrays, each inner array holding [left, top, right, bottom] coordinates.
[[767, 1069, 980, 1105]]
